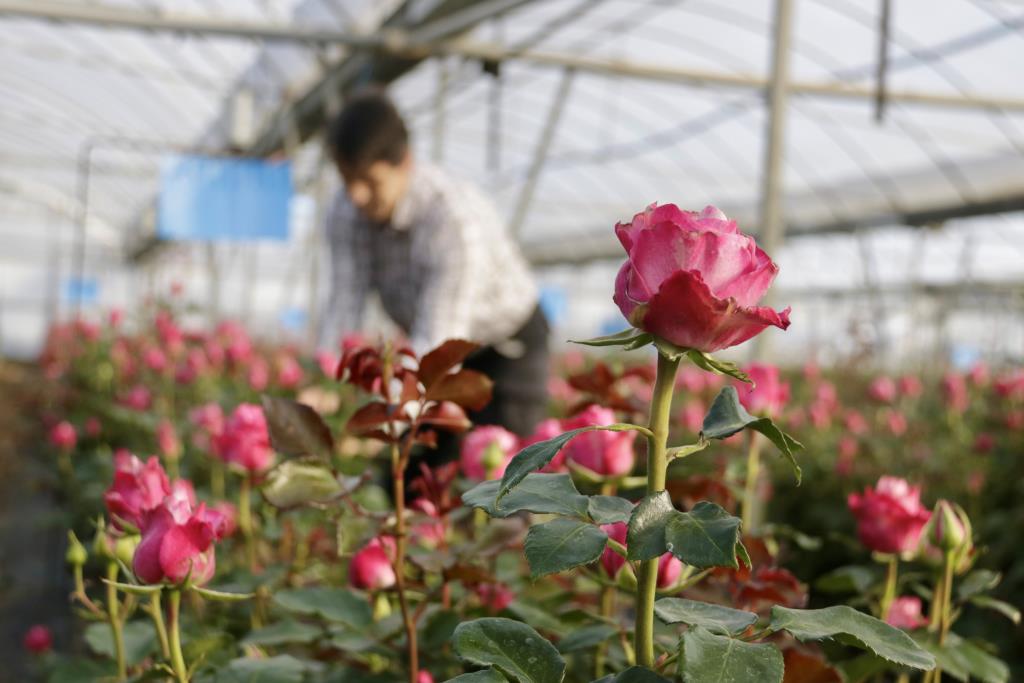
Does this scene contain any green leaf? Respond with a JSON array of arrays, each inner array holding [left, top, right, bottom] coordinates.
[[273, 587, 372, 629], [48, 658, 116, 683], [678, 626, 783, 683], [216, 654, 309, 683], [192, 585, 254, 602], [524, 518, 608, 579], [570, 328, 653, 350], [556, 624, 618, 653], [684, 349, 752, 385], [654, 598, 758, 635], [700, 386, 803, 485], [445, 670, 510, 683], [667, 442, 709, 461], [957, 569, 1001, 601], [968, 596, 1021, 624], [588, 495, 635, 524], [241, 620, 322, 646], [769, 605, 935, 671], [464, 473, 589, 519], [84, 620, 156, 666], [498, 426, 647, 501], [451, 618, 566, 683], [260, 395, 335, 459], [262, 457, 347, 509], [921, 633, 1009, 683], [626, 491, 675, 561], [664, 501, 746, 570], [814, 565, 880, 594], [422, 609, 463, 650]]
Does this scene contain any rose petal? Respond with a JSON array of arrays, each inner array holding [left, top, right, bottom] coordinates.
[[641, 270, 791, 352]]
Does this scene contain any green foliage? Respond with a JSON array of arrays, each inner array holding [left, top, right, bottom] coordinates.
[[83, 620, 156, 666], [524, 518, 608, 578], [625, 491, 675, 561], [273, 587, 372, 629], [262, 458, 347, 509], [664, 502, 748, 570], [569, 328, 653, 351], [678, 626, 783, 683], [464, 473, 589, 519], [451, 618, 566, 683], [241, 620, 322, 646], [587, 495, 635, 524], [654, 598, 758, 635]]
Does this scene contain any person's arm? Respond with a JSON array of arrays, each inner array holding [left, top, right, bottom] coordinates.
[[320, 194, 368, 349], [409, 200, 485, 353]]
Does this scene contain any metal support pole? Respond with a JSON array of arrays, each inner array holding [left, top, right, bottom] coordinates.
[[754, 0, 794, 358], [874, 0, 892, 122], [72, 141, 95, 319], [432, 57, 449, 163], [509, 68, 574, 237], [486, 18, 504, 173]]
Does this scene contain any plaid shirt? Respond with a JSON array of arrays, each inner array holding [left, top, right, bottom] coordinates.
[[321, 162, 539, 354]]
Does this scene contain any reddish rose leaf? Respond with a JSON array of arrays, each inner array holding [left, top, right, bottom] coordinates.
[[425, 369, 493, 412], [400, 372, 422, 404], [418, 339, 479, 389], [782, 648, 843, 683], [260, 396, 335, 460], [419, 401, 472, 433], [346, 401, 404, 436]]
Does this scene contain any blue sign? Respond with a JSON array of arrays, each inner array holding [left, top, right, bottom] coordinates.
[[538, 286, 568, 327], [158, 155, 292, 241], [279, 307, 307, 332], [64, 277, 99, 304]]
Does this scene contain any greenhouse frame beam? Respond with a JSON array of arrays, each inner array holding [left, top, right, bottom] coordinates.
[[5, 1, 1024, 113]]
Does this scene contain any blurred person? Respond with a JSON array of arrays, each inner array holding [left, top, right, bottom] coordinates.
[[320, 89, 549, 437]]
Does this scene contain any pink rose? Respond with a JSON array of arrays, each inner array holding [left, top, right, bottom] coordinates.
[[120, 385, 152, 412], [973, 433, 995, 454], [736, 363, 789, 417], [898, 375, 923, 399], [883, 409, 907, 437], [316, 350, 339, 378], [657, 553, 684, 589], [104, 454, 171, 530], [460, 426, 518, 480], [942, 373, 969, 414], [203, 502, 238, 539], [868, 376, 897, 404], [132, 492, 227, 586], [612, 204, 790, 352], [847, 476, 931, 555], [994, 370, 1024, 400], [49, 421, 77, 451], [968, 363, 989, 387], [23, 625, 52, 654], [844, 411, 868, 435], [143, 346, 168, 373], [349, 537, 397, 591], [276, 354, 304, 388], [417, 672, 435, 683], [189, 403, 225, 454], [886, 596, 926, 630], [475, 583, 514, 613], [562, 405, 637, 477], [247, 357, 270, 391], [217, 404, 274, 473], [410, 498, 445, 548], [156, 420, 181, 460]]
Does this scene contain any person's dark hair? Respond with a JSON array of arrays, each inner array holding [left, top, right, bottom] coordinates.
[[327, 89, 409, 170]]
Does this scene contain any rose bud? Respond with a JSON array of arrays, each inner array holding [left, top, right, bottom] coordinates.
[[657, 553, 684, 589], [898, 375, 923, 399], [349, 537, 397, 591], [847, 476, 931, 556], [66, 530, 88, 567], [927, 500, 970, 554], [868, 376, 897, 404], [276, 353, 304, 388], [475, 583, 515, 614], [600, 522, 628, 577], [247, 357, 270, 391], [49, 421, 77, 452], [217, 404, 274, 473], [23, 625, 52, 654], [562, 405, 637, 477], [886, 596, 926, 630], [613, 204, 790, 352], [132, 493, 228, 586], [417, 673, 434, 683], [460, 426, 518, 480]]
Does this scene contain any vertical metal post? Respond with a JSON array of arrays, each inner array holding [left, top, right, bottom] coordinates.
[[72, 140, 96, 319], [874, 0, 892, 122], [307, 147, 332, 348], [509, 68, 575, 238], [754, 0, 794, 359], [486, 18, 504, 173]]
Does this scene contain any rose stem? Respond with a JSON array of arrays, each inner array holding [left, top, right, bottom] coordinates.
[[106, 562, 127, 681], [391, 441, 419, 683], [149, 590, 171, 659], [239, 472, 256, 572], [167, 589, 189, 683], [595, 480, 617, 678], [740, 432, 764, 532], [879, 555, 899, 623], [635, 352, 680, 668]]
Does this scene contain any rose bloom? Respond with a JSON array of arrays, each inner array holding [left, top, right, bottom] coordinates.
[[475, 583, 515, 613], [120, 385, 152, 412], [132, 485, 231, 586], [847, 476, 931, 555], [417, 672, 434, 683], [349, 537, 397, 591], [898, 375, 923, 399], [104, 453, 171, 530], [736, 363, 789, 417], [613, 204, 790, 352], [315, 350, 339, 378], [883, 409, 907, 437], [868, 376, 897, 404], [189, 403, 225, 455], [247, 357, 270, 392], [460, 425, 518, 480], [143, 346, 168, 373], [886, 596, 926, 630], [49, 421, 77, 451], [522, 418, 567, 472], [217, 404, 274, 473], [562, 405, 637, 477], [276, 353, 304, 388], [23, 625, 52, 654], [844, 411, 868, 435], [942, 372, 969, 414]]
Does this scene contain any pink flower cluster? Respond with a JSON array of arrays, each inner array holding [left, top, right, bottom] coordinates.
[[215, 404, 274, 473], [848, 476, 931, 555], [459, 405, 639, 480]]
